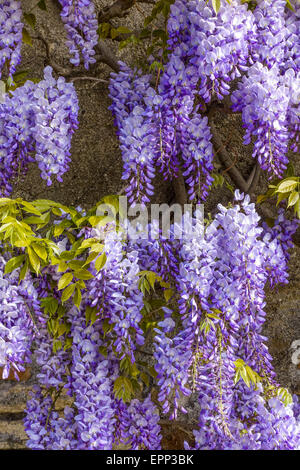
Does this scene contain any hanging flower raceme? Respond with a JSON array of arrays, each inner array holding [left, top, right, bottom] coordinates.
[[32, 66, 79, 186], [58, 0, 99, 69], [284, 0, 300, 74], [0, 66, 78, 195], [109, 62, 157, 206], [0, 255, 43, 381], [231, 63, 290, 177], [0, 1, 23, 79], [180, 191, 300, 450], [24, 323, 76, 450], [86, 227, 145, 362], [252, 0, 287, 69], [110, 57, 214, 203], [67, 306, 117, 450], [0, 80, 36, 195], [167, 0, 256, 103], [284, 68, 300, 154], [116, 396, 162, 450]]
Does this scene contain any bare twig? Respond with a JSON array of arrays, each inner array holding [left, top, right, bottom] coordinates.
[[70, 76, 109, 85], [172, 171, 188, 208], [95, 41, 121, 73], [246, 164, 261, 196], [33, 33, 73, 76], [209, 118, 248, 193]]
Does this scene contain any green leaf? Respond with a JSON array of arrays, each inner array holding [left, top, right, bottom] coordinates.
[[245, 365, 258, 385], [22, 28, 32, 46], [164, 288, 173, 302], [287, 191, 299, 208], [73, 268, 94, 280], [110, 26, 132, 39], [24, 13, 36, 29], [37, 0, 47, 10], [276, 191, 288, 205], [19, 259, 29, 283], [83, 251, 99, 266], [85, 305, 98, 326], [32, 242, 47, 260], [211, 0, 221, 13], [4, 254, 25, 275], [40, 296, 59, 316], [240, 366, 250, 388], [28, 246, 40, 273], [61, 283, 75, 303], [68, 260, 85, 270], [276, 179, 299, 194], [53, 339, 62, 353], [95, 252, 107, 271], [295, 198, 300, 218], [57, 322, 70, 337], [113, 376, 134, 402], [58, 272, 73, 290], [13, 70, 29, 84], [74, 286, 82, 309], [98, 23, 111, 39]]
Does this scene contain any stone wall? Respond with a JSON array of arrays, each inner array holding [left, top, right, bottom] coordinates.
[[0, 0, 299, 450]]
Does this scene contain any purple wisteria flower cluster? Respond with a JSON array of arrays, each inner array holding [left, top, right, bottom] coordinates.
[[110, 0, 300, 200], [0, 255, 43, 381], [231, 0, 300, 176], [6, 189, 295, 450], [23, 225, 161, 450], [58, 0, 99, 69], [0, 1, 23, 79], [175, 191, 300, 449], [109, 57, 214, 204], [117, 396, 162, 450], [109, 63, 157, 206], [0, 66, 79, 195]]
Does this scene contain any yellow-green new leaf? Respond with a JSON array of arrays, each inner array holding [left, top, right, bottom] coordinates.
[[58, 272, 73, 290], [28, 247, 40, 273], [32, 242, 47, 260], [95, 252, 107, 271], [61, 283, 75, 303], [287, 191, 299, 208], [4, 254, 25, 275], [276, 179, 298, 194]]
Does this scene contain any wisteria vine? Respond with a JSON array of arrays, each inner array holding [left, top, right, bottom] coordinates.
[[0, 0, 299, 453]]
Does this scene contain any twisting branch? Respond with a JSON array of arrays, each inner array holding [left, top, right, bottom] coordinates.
[[95, 41, 121, 73], [247, 164, 261, 196], [209, 118, 249, 193], [172, 171, 188, 207], [207, 102, 262, 195], [33, 33, 73, 76]]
